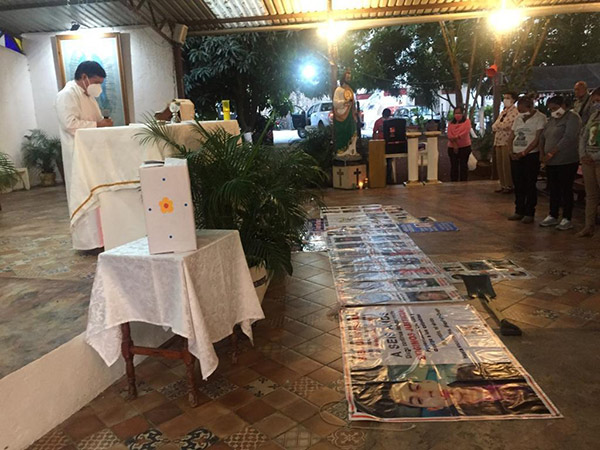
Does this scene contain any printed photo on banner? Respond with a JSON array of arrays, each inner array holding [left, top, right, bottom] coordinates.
[[340, 305, 560, 421], [339, 289, 461, 306], [336, 272, 454, 292], [334, 264, 441, 276], [438, 259, 533, 283]]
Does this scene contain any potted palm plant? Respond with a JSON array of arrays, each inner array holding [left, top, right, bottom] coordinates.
[[22, 130, 62, 186], [138, 119, 325, 302], [0, 152, 19, 210]]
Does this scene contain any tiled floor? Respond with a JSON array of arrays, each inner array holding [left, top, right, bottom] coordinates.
[[0, 186, 96, 377], [3, 181, 600, 449]]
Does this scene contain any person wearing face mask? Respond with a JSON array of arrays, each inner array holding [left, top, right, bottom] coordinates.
[[573, 81, 592, 127], [446, 106, 472, 181], [577, 87, 600, 237], [56, 60, 113, 249], [507, 95, 547, 224], [492, 92, 520, 193], [539, 96, 582, 230]]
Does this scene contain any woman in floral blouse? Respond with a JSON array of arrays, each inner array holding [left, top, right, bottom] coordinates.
[[492, 92, 520, 193]]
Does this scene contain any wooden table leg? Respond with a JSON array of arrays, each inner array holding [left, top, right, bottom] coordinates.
[[182, 339, 199, 407], [230, 327, 239, 364], [120, 323, 137, 400]]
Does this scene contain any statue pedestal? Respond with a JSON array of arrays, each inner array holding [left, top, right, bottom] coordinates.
[[332, 163, 367, 190], [425, 131, 442, 184], [405, 132, 422, 186]]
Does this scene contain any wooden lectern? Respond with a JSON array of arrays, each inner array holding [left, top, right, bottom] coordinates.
[[368, 140, 386, 188]]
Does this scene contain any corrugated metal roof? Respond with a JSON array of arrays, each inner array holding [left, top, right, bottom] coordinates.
[[531, 63, 600, 92], [0, 0, 599, 37]]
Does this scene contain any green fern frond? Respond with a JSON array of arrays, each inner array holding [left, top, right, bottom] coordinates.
[[0, 152, 19, 190]]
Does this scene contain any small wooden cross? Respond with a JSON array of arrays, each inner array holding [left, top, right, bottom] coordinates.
[[337, 169, 344, 186], [353, 167, 362, 186]]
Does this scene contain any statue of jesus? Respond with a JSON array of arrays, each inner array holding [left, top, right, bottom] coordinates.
[[333, 68, 360, 161]]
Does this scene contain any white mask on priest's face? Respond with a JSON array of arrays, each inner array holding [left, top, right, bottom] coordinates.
[[86, 82, 103, 98], [83, 76, 103, 98], [551, 108, 565, 119]]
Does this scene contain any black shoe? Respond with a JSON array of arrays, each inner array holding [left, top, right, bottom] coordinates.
[[521, 216, 534, 224]]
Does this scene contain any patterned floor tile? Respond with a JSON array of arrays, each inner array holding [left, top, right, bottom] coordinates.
[[274, 425, 321, 450], [573, 285, 598, 295], [326, 428, 366, 450], [567, 307, 599, 321], [255, 342, 287, 361], [223, 426, 268, 450], [324, 402, 348, 421], [532, 308, 560, 320], [245, 377, 279, 398], [157, 379, 189, 401], [175, 427, 219, 450], [28, 427, 72, 450], [125, 429, 167, 450], [548, 268, 570, 277], [77, 429, 120, 450], [287, 377, 324, 400], [118, 381, 154, 399], [198, 376, 238, 400]]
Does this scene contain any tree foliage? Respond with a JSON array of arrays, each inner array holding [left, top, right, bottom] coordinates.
[[184, 31, 329, 131], [502, 14, 600, 92], [336, 13, 600, 109], [182, 12, 600, 128]]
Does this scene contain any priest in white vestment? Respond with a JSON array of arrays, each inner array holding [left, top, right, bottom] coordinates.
[[56, 61, 113, 249]]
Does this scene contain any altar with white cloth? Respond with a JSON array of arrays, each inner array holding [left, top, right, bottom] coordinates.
[[67, 120, 240, 250]]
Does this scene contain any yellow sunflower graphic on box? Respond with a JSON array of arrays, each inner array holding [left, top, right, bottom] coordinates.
[[159, 197, 174, 213]]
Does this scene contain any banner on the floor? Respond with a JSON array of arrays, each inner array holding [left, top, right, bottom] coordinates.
[[323, 206, 464, 306], [399, 222, 459, 233], [438, 259, 533, 282], [340, 304, 561, 422]]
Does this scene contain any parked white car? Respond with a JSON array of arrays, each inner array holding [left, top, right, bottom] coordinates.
[[306, 101, 333, 129], [291, 100, 364, 138]]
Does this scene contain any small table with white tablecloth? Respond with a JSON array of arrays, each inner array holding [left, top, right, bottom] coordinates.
[[85, 229, 264, 405], [68, 120, 240, 250]]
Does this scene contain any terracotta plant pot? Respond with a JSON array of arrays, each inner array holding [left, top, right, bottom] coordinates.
[[249, 265, 271, 304], [39, 172, 56, 186]]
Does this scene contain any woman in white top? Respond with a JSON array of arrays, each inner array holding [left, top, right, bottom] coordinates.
[[507, 96, 547, 224]]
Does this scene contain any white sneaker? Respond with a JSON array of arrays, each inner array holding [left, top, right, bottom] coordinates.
[[540, 215, 559, 227], [556, 219, 573, 231]]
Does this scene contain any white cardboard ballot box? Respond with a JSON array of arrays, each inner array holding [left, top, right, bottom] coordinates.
[[140, 158, 197, 254], [332, 164, 367, 190]]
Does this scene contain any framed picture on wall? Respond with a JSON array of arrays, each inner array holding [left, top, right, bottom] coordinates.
[[56, 33, 129, 125]]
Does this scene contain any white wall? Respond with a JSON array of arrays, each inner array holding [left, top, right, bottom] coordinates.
[[0, 47, 37, 165], [23, 26, 177, 138], [0, 326, 172, 450]]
